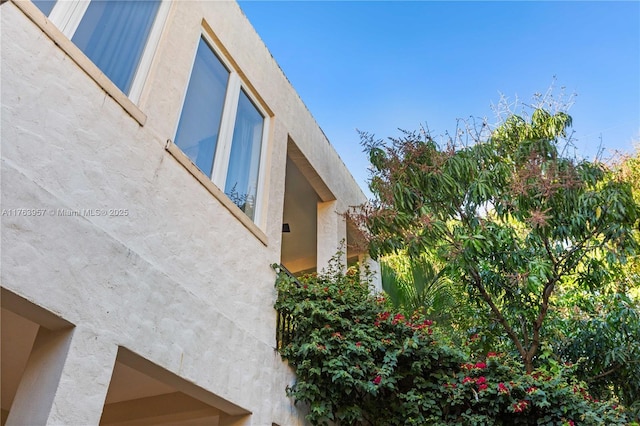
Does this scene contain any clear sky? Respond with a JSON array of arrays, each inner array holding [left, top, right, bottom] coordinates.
[[238, 1, 640, 195]]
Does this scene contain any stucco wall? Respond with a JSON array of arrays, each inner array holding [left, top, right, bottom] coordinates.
[[1, 0, 369, 424]]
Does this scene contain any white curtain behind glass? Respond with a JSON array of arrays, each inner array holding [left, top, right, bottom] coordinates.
[[225, 90, 264, 219], [72, 0, 161, 94]]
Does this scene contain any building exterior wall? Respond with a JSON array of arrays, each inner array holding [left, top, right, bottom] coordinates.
[[1, 1, 371, 424]]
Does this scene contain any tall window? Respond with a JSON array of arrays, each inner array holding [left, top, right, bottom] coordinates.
[[174, 38, 229, 177], [225, 91, 265, 221], [175, 36, 268, 222], [32, 0, 164, 98]]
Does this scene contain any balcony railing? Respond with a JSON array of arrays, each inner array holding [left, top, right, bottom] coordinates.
[[274, 263, 299, 350]]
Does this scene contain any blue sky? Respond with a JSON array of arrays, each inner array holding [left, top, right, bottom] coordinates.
[[238, 1, 640, 194]]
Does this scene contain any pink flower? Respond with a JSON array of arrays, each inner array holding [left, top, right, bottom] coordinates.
[[498, 383, 509, 394], [512, 400, 529, 413], [373, 375, 382, 385], [378, 312, 390, 321], [392, 313, 405, 324], [475, 362, 487, 369], [462, 376, 474, 384], [478, 383, 488, 391], [476, 376, 487, 385], [355, 341, 362, 347], [526, 386, 538, 394], [487, 352, 498, 358]]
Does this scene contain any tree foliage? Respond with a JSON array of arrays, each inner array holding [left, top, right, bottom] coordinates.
[[611, 149, 640, 296], [380, 255, 455, 319], [552, 291, 640, 415], [350, 107, 640, 373], [274, 260, 462, 425], [379, 254, 491, 347], [273, 261, 631, 425]]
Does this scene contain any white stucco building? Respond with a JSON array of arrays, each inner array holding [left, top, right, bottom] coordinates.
[[0, 1, 377, 424]]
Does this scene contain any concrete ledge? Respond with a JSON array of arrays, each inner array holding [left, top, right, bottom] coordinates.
[[10, 0, 147, 126], [165, 139, 269, 246], [1, 287, 74, 331], [117, 348, 252, 417], [101, 392, 221, 425]]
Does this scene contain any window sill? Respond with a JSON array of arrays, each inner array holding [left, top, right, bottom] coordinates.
[[12, 0, 147, 126], [165, 140, 268, 246]]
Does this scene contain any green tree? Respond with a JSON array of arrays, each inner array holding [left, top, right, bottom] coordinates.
[[353, 108, 640, 373], [612, 148, 640, 297], [546, 148, 640, 414], [381, 253, 508, 354], [553, 291, 640, 414], [273, 259, 630, 425], [380, 255, 454, 318], [380, 254, 491, 349]]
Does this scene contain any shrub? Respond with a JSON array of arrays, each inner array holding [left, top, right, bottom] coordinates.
[[274, 261, 632, 425]]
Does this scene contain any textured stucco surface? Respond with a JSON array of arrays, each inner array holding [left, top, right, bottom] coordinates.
[[1, 1, 369, 424]]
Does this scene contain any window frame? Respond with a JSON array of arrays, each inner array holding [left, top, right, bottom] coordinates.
[[174, 29, 271, 227], [39, 0, 171, 103]]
